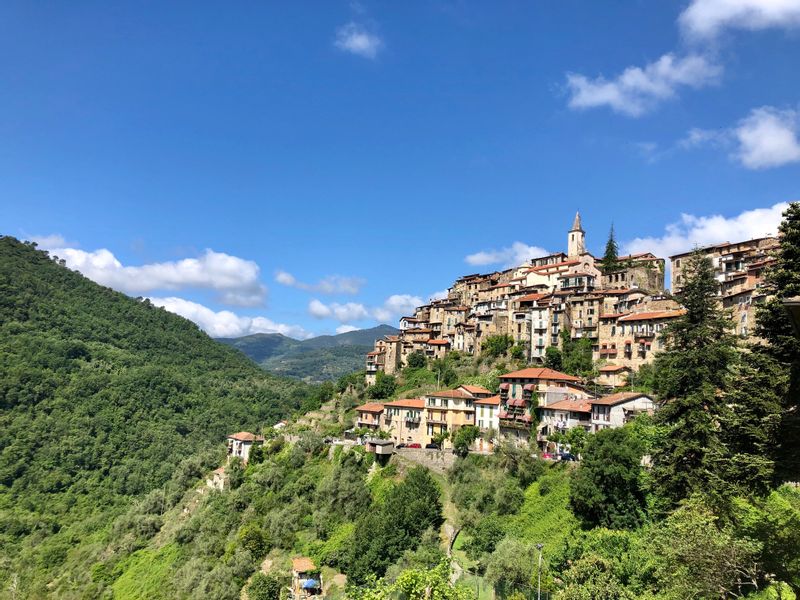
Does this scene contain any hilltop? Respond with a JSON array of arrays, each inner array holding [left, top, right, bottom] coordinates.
[[219, 325, 399, 382], [0, 236, 327, 596]]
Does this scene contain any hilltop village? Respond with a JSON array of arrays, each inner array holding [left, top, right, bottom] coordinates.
[[360, 213, 779, 450]]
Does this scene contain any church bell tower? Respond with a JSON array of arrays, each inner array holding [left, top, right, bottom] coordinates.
[[568, 212, 586, 258]]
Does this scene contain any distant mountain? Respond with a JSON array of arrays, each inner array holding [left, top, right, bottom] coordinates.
[[219, 324, 399, 382]]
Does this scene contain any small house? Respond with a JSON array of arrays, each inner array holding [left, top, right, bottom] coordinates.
[[226, 431, 265, 464], [290, 557, 323, 599]]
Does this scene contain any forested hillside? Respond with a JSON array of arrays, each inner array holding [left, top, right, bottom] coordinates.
[[219, 325, 398, 382], [0, 236, 325, 596]]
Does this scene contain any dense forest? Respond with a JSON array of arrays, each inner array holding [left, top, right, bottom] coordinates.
[[0, 237, 330, 597]]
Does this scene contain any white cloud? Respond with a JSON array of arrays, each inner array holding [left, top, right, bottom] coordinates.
[[29, 234, 72, 249], [275, 270, 364, 295], [565, 53, 721, 117], [465, 242, 549, 268], [334, 22, 383, 59], [336, 324, 360, 334], [309, 293, 423, 324], [34, 241, 267, 306], [733, 107, 800, 169], [680, 106, 800, 169], [623, 202, 789, 259], [679, 0, 800, 39], [148, 296, 312, 339], [429, 290, 449, 302]]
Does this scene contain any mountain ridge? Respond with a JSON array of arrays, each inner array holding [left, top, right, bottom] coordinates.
[[218, 324, 399, 381]]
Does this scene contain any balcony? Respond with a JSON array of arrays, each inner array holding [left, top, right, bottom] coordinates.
[[366, 365, 378, 373], [357, 419, 379, 428], [405, 415, 421, 423], [426, 415, 447, 425]]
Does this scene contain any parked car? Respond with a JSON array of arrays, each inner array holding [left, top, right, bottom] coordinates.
[[558, 452, 578, 462], [395, 443, 407, 449], [541, 452, 556, 460], [425, 443, 440, 450], [407, 443, 422, 449]]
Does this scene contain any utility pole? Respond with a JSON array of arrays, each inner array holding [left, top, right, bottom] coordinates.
[[536, 543, 544, 600]]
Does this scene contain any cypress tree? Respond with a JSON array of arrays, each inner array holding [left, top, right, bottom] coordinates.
[[600, 225, 620, 273], [650, 251, 738, 509], [755, 201, 800, 483]]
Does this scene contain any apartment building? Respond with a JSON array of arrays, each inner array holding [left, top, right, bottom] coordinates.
[[382, 398, 426, 446]]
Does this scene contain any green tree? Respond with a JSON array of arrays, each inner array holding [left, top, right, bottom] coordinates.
[[453, 425, 480, 458], [247, 573, 282, 600], [348, 561, 475, 600], [569, 428, 645, 530], [405, 351, 426, 370], [482, 334, 514, 358], [650, 251, 738, 509], [367, 371, 397, 400], [556, 555, 633, 600], [346, 467, 443, 584], [560, 330, 593, 377], [755, 202, 800, 483], [599, 224, 620, 274], [463, 514, 506, 560], [565, 427, 589, 457], [485, 538, 537, 597], [544, 346, 563, 371], [510, 343, 525, 360]]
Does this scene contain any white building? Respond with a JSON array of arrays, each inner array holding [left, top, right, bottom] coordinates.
[[591, 392, 655, 432]]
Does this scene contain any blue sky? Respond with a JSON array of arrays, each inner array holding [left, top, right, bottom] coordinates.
[[2, 1, 799, 338]]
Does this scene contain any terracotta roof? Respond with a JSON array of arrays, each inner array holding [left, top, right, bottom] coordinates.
[[592, 392, 652, 406], [366, 350, 385, 356], [405, 328, 433, 334], [486, 282, 512, 290], [356, 403, 385, 413], [517, 293, 546, 302], [460, 385, 492, 395], [598, 364, 630, 373], [474, 394, 501, 406], [444, 305, 470, 311], [426, 339, 451, 346], [427, 388, 473, 399], [292, 557, 317, 573], [384, 398, 425, 409], [227, 432, 264, 442], [618, 310, 686, 322], [384, 335, 401, 342], [499, 367, 581, 382], [546, 399, 592, 413], [528, 259, 580, 273], [600, 312, 629, 319]]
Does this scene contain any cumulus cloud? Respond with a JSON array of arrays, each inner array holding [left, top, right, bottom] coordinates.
[[31, 240, 267, 306], [681, 106, 800, 169], [275, 270, 364, 295], [465, 242, 549, 268], [733, 107, 800, 169], [336, 324, 361, 334], [148, 297, 312, 339], [565, 53, 721, 117], [334, 22, 383, 59], [309, 294, 423, 324], [429, 290, 449, 301], [679, 0, 800, 39], [623, 202, 789, 259]]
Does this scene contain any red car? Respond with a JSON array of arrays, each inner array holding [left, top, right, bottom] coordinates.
[[407, 443, 422, 449], [541, 452, 556, 460]]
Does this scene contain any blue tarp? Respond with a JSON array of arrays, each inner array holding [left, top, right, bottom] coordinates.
[[302, 579, 320, 589]]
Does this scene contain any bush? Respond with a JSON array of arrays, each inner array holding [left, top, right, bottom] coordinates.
[[247, 573, 282, 600], [406, 352, 426, 370]]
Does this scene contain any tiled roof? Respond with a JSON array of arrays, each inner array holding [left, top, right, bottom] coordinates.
[[426, 339, 451, 346], [227, 431, 264, 442], [460, 385, 492, 395], [356, 403, 385, 413], [426, 388, 473, 399], [292, 557, 317, 573], [618, 310, 686, 322], [384, 397, 425, 409], [517, 293, 546, 302], [444, 305, 470, 311], [598, 364, 629, 372], [592, 392, 652, 406], [499, 367, 581, 382], [366, 350, 385, 356], [546, 399, 592, 413], [528, 260, 580, 273], [474, 394, 501, 406]]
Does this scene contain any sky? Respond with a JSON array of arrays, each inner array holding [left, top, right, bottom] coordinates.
[[1, 0, 799, 339]]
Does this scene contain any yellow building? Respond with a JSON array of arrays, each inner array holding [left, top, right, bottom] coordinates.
[[422, 385, 492, 448], [381, 398, 426, 446]]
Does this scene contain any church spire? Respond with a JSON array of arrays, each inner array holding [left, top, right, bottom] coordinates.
[[568, 211, 586, 257], [571, 211, 584, 232]]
